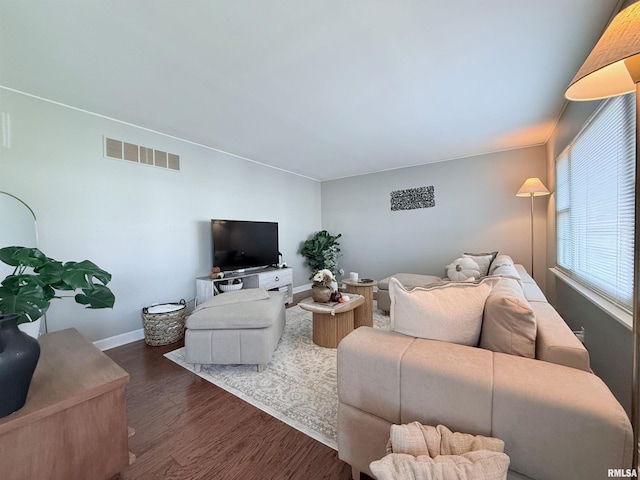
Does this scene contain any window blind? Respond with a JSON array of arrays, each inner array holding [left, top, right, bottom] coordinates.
[[555, 93, 636, 310]]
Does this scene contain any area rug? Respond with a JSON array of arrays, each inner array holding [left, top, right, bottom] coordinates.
[[164, 303, 390, 450]]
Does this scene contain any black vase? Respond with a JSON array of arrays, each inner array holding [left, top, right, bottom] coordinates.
[[0, 313, 41, 418]]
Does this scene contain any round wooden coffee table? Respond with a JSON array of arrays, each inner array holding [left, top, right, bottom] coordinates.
[[341, 279, 377, 328], [298, 294, 364, 348]]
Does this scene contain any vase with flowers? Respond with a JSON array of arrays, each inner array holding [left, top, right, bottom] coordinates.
[[310, 269, 335, 303]]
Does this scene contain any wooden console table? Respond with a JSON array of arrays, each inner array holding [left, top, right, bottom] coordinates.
[[0, 328, 130, 480]]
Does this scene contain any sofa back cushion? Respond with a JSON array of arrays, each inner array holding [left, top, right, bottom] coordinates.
[[379, 273, 441, 290], [389, 277, 497, 346], [479, 277, 537, 358], [488, 254, 522, 283], [463, 251, 499, 276]]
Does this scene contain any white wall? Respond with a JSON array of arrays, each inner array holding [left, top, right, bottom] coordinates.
[[0, 192, 39, 279], [0, 89, 321, 343], [321, 146, 548, 287]]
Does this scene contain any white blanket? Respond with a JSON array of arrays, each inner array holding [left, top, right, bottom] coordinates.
[[370, 423, 510, 480]]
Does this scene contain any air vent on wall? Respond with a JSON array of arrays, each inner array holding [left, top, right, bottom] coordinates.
[[104, 136, 180, 171]]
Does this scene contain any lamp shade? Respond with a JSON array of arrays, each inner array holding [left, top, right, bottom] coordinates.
[[565, 1, 640, 100], [516, 178, 550, 197]]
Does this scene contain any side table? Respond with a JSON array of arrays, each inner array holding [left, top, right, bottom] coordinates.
[[299, 294, 364, 348], [342, 279, 378, 328]]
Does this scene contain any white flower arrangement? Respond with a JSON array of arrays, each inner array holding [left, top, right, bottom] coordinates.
[[311, 269, 335, 288]]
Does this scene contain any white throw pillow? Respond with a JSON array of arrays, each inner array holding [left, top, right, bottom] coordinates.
[[446, 257, 480, 282], [389, 276, 498, 346], [480, 277, 536, 358], [488, 254, 522, 282], [489, 254, 514, 274], [463, 251, 498, 277]]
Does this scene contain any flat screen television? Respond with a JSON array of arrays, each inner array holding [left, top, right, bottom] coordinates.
[[211, 219, 279, 272]]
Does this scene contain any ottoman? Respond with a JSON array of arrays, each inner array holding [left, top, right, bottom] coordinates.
[[377, 273, 441, 313], [185, 288, 286, 373]]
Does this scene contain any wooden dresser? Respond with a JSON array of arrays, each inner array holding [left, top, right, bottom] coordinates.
[[0, 328, 130, 480]]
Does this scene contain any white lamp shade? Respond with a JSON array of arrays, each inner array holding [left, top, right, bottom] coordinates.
[[565, 1, 640, 100], [516, 178, 550, 197]]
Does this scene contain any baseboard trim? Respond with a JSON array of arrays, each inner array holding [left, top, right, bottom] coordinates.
[[94, 328, 145, 351], [293, 283, 312, 294]]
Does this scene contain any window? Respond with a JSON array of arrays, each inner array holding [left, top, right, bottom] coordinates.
[[555, 93, 635, 311]]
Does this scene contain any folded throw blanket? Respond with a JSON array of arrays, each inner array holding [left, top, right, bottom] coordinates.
[[370, 422, 510, 480]]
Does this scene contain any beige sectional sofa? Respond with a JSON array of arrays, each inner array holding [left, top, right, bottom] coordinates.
[[337, 264, 632, 480]]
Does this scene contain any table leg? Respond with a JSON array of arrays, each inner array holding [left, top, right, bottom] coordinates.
[[345, 285, 374, 328], [312, 310, 355, 348]]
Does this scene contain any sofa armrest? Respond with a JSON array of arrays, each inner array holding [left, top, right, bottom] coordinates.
[[338, 327, 414, 424], [493, 353, 632, 479], [531, 302, 591, 372]]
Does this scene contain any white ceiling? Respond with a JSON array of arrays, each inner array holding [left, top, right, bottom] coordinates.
[[0, 0, 620, 181]]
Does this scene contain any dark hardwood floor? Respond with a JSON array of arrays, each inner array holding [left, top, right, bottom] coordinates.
[[105, 298, 358, 480]]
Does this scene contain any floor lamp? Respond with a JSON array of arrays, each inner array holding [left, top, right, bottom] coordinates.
[[565, 0, 640, 468], [516, 178, 550, 279]]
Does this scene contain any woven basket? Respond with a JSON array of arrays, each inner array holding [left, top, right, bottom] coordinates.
[[219, 280, 243, 292], [141, 299, 187, 346]]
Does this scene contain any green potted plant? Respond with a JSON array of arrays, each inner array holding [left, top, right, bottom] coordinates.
[[300, 230, 343, 275], [301, 230, 344, 302], [0, 245, 115, 417], [0, 245, 115, 331]]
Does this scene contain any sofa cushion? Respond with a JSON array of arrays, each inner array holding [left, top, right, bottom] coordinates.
[[446, 257, 481, 282], [488, 255, 522, 283], [389, 277, 497, 346], [514, 264, 536, 284], [480, 278, 536, 358], [338, 327, 414, 423], [492, 352, 632, 478], [194, 288, 270, 310], [400, 338, 495, 435], [521, 282, 547, 303], [463, 251, 499, 276], [186, 290, 285, 329], [489, 255, 514, 274], [378, 273, 442, 290]]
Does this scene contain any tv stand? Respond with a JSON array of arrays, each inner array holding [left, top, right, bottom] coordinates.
[[196, 266, 293, 306]]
